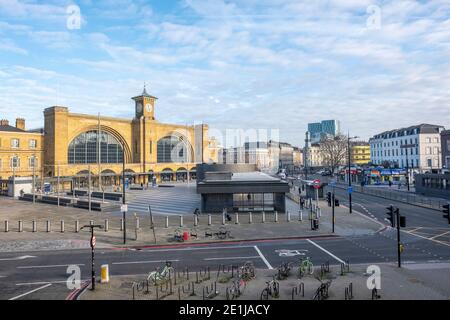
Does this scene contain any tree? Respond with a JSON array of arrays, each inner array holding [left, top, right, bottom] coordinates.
[[319, 134, 348, 176]]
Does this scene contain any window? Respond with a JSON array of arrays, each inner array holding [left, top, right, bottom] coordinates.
[[10, 156, 20, 168], [29, 156, 37, 168], [157, 136, 190, 163], [426, 147, 431, 155], [11, 138, 19, 148], [29, 139, 37, 149], [427, 159, 432, 167], [426, 138, 431, 143], [68, 130, 124, 164]]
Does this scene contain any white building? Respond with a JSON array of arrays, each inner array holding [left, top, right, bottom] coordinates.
[[369, 124, 444, 172]]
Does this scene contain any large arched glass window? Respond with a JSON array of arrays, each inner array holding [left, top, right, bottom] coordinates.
[[68, 130, 124, 164], [157, 136, 189, 163]]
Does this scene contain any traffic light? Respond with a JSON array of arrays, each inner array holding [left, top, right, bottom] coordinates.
[[443, 203, 450, 224], [386, 205, 395, 227], [327, 192, 332, 207]]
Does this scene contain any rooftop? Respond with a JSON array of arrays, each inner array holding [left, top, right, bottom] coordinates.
[[0, 124, 25, 133]]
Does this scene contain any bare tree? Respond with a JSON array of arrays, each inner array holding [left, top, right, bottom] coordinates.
[[319, 134, 348, 175]]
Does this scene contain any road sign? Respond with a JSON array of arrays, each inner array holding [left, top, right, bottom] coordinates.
[[348, 186, 353, 194], [329, 180, 336, 187], [91, 236, 96, 248], [121, 204, 128, 212], [313, 179, 321, 189]]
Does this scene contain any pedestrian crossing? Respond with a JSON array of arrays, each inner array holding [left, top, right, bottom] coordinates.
[[114, 184, 200, 216]]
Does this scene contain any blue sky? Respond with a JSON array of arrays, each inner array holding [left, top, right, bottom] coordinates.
[[0, 0, 449, 147]]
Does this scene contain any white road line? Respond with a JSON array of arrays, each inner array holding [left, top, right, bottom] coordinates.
[[112, 259, 180, 265], [403, 230, 450, 248], [17, 264, 85, 269], [9, 283, 52, 300], [306, 239, 346, 264], [204, 256, 260, 261], [140, 245, 256, 253], [254, 246, 273, 270], [16, 279, 89, 286], [430, 230, 450, 240]]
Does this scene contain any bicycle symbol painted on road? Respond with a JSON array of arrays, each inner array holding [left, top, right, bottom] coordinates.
[[275, 249, 308, 257]]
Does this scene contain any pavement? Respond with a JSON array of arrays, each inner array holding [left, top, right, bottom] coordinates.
[[80, 262, 450, 300]]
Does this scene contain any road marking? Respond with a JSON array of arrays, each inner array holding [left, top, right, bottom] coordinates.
[[409, 227, 423, 233], [254, 246, 273, 270], [204, 256, 260, 261], [430, 230, 450, 240], [9, 283, 52, 300], [16, 279, 88, 286], [17, 264, 85, 269], [306, 239, 346, 264], [0, 255, 37, 261], [112, 259, 180, 265], [140, 245, 256, 253], [403, 230, 450, 248]]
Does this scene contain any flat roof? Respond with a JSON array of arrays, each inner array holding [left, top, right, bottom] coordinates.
[[230, 172, 280, 182]]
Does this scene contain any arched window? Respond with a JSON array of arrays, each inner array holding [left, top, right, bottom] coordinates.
[[68, 130, 124, 164], [157, 136, 190, 163]]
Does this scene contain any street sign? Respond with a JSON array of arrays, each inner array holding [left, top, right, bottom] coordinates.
[[329, 180, 336, 187], [121, 204, 128, 212], [348, 186, 353, 194], [91, 236, 96, 248], [313, 179, 321, 189]]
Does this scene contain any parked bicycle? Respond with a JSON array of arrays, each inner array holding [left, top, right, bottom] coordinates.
[[239, 261, 255, 281], [148, 261, 174, 285], [260, 276, 280, 300], [298, 257, 314, 277], [312, 279, 332, 300], [226, 279, 246, 300]]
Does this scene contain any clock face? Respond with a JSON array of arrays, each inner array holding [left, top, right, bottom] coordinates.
[[145, 103, 152, 113], [136, 102, 143, 113]]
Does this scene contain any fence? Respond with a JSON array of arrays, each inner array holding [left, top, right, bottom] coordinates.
[[333, 183, 446, 211]]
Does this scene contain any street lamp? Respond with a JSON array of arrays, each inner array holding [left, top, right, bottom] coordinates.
[[121, 143, 126, 244], [348, 134, 359, 213]]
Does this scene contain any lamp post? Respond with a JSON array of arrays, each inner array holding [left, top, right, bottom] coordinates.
[[401, 144, 415, 192], [348, 134, 359, 213], [122, 143, 126, 244]]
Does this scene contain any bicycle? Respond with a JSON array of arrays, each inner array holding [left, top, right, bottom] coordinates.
[[312, 279, 332, 300], [148, 261, 174, 285], [298, 257, 314, 277], [239, 261, 255, 281], [277, 262, 292, 280], [260, 276, 280, 300], [226, 279, 246, 300]]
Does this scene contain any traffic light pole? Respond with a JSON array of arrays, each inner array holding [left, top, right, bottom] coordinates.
[[396, 209, 401, 268], [80, 224, 103, 290]]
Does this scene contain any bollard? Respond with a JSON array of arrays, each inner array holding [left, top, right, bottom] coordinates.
[[287, 211, 291, 222], [235, 212, 239, 224], [4, 220, 9, 232], [18, 220, 23, 232], [222, 214, 226, 225], [208, 214, 211, 226], [165, 216, 169, 228], [262, 211, 266, 223], [46, 220, 51, 232], [120, 218, 124, 231], [274, 211, 278, 223], [75, 220, 79, 233], [101, 264, 109, 283], [194, 215, 198, 227], [90, 220, 94, 226], [135, 217, 140, 230], [105, 219, 109, 232], [32, 220, 37, 232], [179, 215, 183, 227], [299, 210, 303, 222], [248, 212, 252, 224], [60, 220, 65, 233]]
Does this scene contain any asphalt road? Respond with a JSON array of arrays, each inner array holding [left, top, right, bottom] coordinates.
[[2, 231, 450, 300]]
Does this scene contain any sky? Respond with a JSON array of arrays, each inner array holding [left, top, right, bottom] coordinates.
[[0, 0, 449, 148]]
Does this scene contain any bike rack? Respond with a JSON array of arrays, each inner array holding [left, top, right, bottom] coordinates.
[[291, 282, 305, 300], [345, 283, 353, 300], [313, 280, 331, 300], [340, 260, 350, 275], [371, 288, 381, 300], [202, 282, 218, 300], [131, 279, 150, 300]]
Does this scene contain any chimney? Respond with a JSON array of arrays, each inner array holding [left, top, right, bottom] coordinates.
[[0, 119, 9, 126], [16, 118, 25, 130]]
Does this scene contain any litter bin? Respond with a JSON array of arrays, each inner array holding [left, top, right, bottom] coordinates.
[[183, 231, 189, 241]]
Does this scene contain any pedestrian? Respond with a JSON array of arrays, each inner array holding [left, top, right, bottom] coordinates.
[[388, 180, 392, 188]]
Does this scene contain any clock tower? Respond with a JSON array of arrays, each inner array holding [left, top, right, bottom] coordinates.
[[132, 85, 157, 120]]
